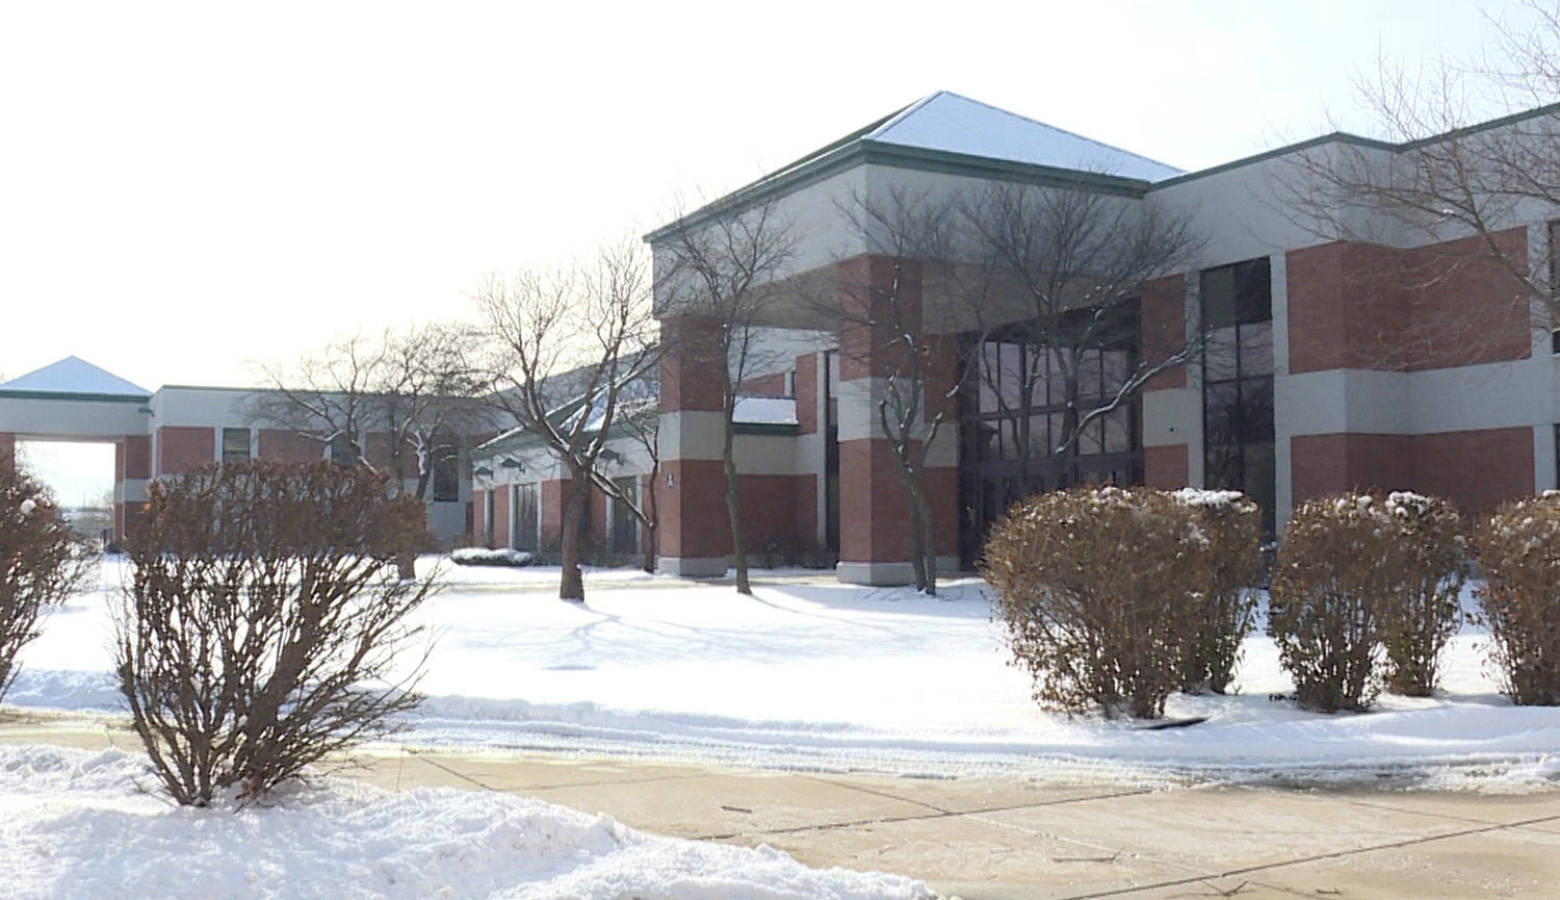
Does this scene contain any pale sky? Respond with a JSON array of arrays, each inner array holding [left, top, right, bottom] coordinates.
[[0, 0, 1540, 499]]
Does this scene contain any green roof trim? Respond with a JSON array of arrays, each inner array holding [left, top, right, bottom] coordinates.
[[647, 96, 1560, 231], [0, 389, 151, 403]]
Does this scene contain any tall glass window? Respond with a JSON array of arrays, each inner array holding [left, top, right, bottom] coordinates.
[[1201, 257, 1276, 533]]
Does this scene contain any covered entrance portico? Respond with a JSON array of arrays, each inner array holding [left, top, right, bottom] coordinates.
[[0, 357, 153, 544]]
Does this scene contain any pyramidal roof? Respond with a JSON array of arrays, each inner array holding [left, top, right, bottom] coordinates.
[[862, 91, 1182, 182], [0, 356, 150, 399]]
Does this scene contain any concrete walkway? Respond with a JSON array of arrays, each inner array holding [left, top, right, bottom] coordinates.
[[5, 716, 1558, 899]]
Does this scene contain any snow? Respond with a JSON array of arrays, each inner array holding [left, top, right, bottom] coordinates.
[[0, 744, 930, 900], [733, 396, 797, 426], [867, 91, 1183, 182], [451, 547, 533, 567], [9, 557, 1560, 791], [0, 356, 149, 398]]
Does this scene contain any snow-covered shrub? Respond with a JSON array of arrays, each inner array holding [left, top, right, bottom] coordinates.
[[983, 487, 1205, 719], [1269, 495, 1403, 712], [450, 547, 533, 567], [115, 461, 435, 805], [1171, 489, 1263, 694], [1, 465, 92, 703], [1377, 492, 1466, 697], [1473, 494, 1560, 706]]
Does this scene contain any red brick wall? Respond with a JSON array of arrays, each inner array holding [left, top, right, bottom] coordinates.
[[120, 435, 151, 479], [922, 466, 960, 557], [541, 479, 566, 546], [156, 427, 214, 476], [258, 429, 320, 462], [492, 484, 510, 549], [654, 459, 727, 559], [1413, 427, 1534, 514], [795, 353, 818, 434], [660, 316, 725, 413], [737, 372, 787, 397], [1288, 229, 1530, 374], [1290, 428, 1532, 516], [0, 433, 13, 471], [838, 438, 912, 563], [1141, 274, 1188, 390], [1144, 444, 1190, 489], [837, 255, 922, 382]]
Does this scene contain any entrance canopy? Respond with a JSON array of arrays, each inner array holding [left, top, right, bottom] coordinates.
[[0, 357, 151, 440]]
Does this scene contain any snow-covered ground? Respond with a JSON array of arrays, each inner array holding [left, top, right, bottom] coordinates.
[[0, 744, 930, 900], [8, 556, 1560, 790]]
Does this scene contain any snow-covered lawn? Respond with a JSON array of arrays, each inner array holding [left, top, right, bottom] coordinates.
[[8, 556, 1560, 789], [0, 744, 930, 900]]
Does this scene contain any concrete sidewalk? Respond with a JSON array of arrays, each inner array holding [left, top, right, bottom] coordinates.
[[5, 717, 1558, 899]]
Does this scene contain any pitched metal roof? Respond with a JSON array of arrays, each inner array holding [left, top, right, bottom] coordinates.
[[0, 356, 150, 399], [863, 91, 1182, 182]]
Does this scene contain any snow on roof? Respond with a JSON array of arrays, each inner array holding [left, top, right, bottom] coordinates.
[[865, 91, 1183, 182], [0, 356, 149, 398], [734, 396, 797, 426]]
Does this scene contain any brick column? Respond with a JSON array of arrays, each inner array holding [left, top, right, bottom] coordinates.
[[655, 315, 731, 576], [0, 432, 14, 473], [834, 256, 948, 586], [113, 435, 151, 545]]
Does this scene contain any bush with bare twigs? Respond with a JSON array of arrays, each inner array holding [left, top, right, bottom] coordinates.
[[1270, 496, 1399, 712], [114, 461, 435, 806], [1378, 492, 1467, 697], [983, 487, 1207, 719], [1171, 489, 1264, 695], [1474, 493, 1560, 706], [1, 465, 92, 703]]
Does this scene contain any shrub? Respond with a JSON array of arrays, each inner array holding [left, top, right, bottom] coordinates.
[[1269, 495, 1406, 712], [1, 465, 92, 703], [1378, 492, 1466, 697], [1171, 489, 1263, 694], [983, 487, 1204, 719], [114, 461, 435, 805], [1473, 493, 1560, 706]]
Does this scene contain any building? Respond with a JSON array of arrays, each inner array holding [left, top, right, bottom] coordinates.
[[0, 356, 474, 545], [473, 91, 1559, 585]]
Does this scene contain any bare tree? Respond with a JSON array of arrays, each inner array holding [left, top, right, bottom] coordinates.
[[1, 465, 92, 704], [250, 323, 491, 576], [474, 239, 656, 602], [957, 181, 1203, 490], [655, 199, 799, 595], [829, 187, 971, 594], [250, 323, 489, 501], [1274, 1, 1560, 351], [592, 392, 660, 573]]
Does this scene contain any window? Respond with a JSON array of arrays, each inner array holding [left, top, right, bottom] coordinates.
[[610, 476, 639, 556], [957, 304, 1144, 567], [1202, 257, 1276, 533], [432, 437, 460, 502], [513, 483, 538, 551], [221, 428, 250, 463], [327, 433, 358, 466]]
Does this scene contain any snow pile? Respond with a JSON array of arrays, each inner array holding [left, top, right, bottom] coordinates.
[[733, 396, 797, 426], [0, 745, 931, 900], [451, 548, 533, 567]]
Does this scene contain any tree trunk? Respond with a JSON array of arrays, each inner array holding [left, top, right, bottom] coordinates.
[[641, 467, 659, 574], [558, 480, 587, 602], [722, 414, 749, 594]]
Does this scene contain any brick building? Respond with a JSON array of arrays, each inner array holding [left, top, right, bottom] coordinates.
[[473, 91, 1558, 585], [0, 357, 474, 545]]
